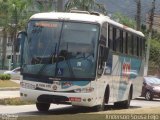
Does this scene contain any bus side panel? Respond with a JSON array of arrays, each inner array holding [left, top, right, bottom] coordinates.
[[108, 54, 143, 102], [95, 76, 113, 104], [132, 58, 144, 99]]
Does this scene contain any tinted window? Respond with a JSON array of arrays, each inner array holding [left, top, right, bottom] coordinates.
[[108, 25, 113, 50], [120, 30, 123, 53], [128, 33, 132, 55], [113, 27, 116, 51], [101, 23, 107, 46], [133, 36, 137, 56], [137, 37, 140, 56], [116, 29, 121, 52]]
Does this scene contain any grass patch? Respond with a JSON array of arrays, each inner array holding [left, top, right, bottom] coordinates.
[[19, 114, 105, 120], [18, 107, 160, 120], [0, 80, 19, 88], [0, 74, 11, 80], [0, 97, 35, 105], [102, 107, 160, 114]]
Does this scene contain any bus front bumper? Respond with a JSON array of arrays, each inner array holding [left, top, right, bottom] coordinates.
[[20, 88, 98, 107]]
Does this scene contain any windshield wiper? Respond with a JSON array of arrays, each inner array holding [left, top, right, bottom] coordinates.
[[37, 44, 57, 75], [54, 23, 75, 78], [37, 22, 75, 78]]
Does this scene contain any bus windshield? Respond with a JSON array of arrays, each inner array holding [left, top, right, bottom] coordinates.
[[22, 20, 99, 79]]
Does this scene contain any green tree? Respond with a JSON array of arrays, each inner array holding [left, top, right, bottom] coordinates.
[[31, 0, 57, 12], [149, 38, 160, 71], [113, 13, 136, 29], [0, 0, 10, 69], [0, 0, 31, 69], [65, 0, 107, 14]]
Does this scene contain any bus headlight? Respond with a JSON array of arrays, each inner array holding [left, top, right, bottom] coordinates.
[[74, 87, 94, 93]]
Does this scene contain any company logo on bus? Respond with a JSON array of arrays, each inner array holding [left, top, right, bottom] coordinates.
[[52, 85, 57, 91], [122, 60, 131, 82], [62, 82, 73, 89]]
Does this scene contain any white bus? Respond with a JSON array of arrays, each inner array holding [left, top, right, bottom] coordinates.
[[18, 11, 145, 111]]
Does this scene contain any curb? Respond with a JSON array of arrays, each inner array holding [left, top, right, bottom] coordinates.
[[0, 87, 19, 91]]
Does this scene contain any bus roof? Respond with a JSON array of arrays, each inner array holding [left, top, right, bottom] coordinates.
[[30, 12, 107, 23], [30, 12, 144, 37]]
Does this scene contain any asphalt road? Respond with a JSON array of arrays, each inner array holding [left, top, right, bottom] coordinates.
[[0, 98, 160, 116]]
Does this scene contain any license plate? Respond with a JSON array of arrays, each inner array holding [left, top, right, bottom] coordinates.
[[69, 97, 81, 102]]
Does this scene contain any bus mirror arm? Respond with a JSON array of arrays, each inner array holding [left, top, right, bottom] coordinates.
[[17, 31, 27, 67], [17, 31, 27, 49], [103, 47, 109, 61]]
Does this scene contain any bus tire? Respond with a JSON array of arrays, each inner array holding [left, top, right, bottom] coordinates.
[[95, 99, 105, 112], [36, 102, 50, 112], [95, 86, 110, 111], [114, 86, 132, 109]]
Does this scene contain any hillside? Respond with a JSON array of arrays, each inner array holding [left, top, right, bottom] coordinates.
[[99, 0, 160, 22]]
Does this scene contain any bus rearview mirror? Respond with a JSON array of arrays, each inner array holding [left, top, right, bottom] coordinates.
[[16, 31, 27, 66]]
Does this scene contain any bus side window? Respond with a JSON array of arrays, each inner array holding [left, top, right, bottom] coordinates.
[[120, 30, 123, 53], [140, 37, 143, 57], [142, 38, 146, 57], [108, 25, 113, 50], [137, 37, 140, 56], [134, 35, 137, 56], [123, 31, 126, 54], [125, 32, 128, 54], [113, 27, 116, 51], [131, 35, 134, 55], [101, 23, 107, 46], [128, 33, 132, 55], [116, 29, 120, 52], [98, 46, 106, 75]]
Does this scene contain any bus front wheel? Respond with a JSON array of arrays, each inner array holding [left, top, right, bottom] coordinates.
[[95, 86, 110, 111], [36, 102, 50, 112]]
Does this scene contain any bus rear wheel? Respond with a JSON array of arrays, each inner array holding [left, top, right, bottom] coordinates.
[[36, 102, 50, 112], [114, 100, 130, 109], [114, 89, 132, 109]]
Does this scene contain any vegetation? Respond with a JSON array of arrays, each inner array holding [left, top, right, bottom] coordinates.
[[18, 107, 160, 120], [0, 74, 11, 80], [65, 0, 107, 15], [148, 38, 160, 74], [0, 80, 19, 87], [0, 0, 32, 69], [0, 0, 107, 70], [113, 12, 136, 29], [19, 114, 105, 120], [0, 0, 160, 74], [0, 97, 35, 105], [0, 0, 54, 69]]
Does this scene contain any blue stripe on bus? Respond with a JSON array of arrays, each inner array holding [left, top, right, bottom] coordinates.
[[118, 56, 142, 100]]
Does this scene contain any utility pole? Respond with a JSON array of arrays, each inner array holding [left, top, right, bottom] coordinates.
[[136, 0, 141, 30], [144, 0, 156, 76]]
